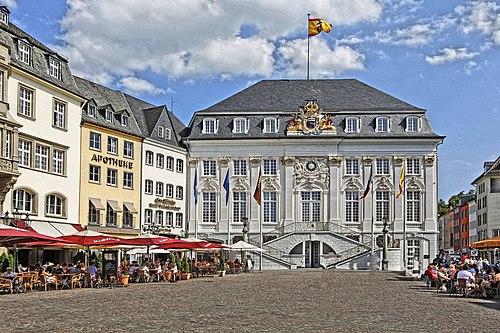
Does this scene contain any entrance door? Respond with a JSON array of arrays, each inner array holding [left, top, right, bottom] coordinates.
[[304, 241, 321, 268], [305, 241, 310, 267], [312, 241, 320, 268]]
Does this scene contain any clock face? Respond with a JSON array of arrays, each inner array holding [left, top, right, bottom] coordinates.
[[306, 161, 317, 172]]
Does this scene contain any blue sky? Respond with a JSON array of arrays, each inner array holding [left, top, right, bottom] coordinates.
[[3, 0, 500, 202]]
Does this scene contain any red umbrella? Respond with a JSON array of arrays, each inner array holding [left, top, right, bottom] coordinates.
[[157, 238, 202, 250], [120, 234, 172, 246], [19, 241, 76, 247], [57, 230, 123, 246], [0, 224, 62, 247]]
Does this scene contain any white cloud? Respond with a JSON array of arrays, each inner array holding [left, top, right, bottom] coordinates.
[[0, 0, 17, 8], [464, 61, 479, 75], [374, 24, 432, 46], [459, 1, 500, 45], [425, 47, 479, 65], [56, 0, 381, 83], [277, 38, 364, 77], [118, 77, 171, 95]]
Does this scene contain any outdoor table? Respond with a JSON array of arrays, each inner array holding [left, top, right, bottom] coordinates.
[[1, 274, 23, 293], [55, 274, 75, 289]]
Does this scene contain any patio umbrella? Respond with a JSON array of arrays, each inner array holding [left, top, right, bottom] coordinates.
[[127, 247, 170, 255], [229, 240, 264, 252], [57, 230, 124, 266], [121, 234, 173, 258], [157, 238, 203, 250], [0, 224, 61, 247], [471, 236, 500, 249]]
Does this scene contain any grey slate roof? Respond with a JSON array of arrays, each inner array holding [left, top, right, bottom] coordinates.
[[472, 156, 500, 185], [187, 79, 442, 140], [0, 21, 81, 97], [124, 94, 187, 149], [74, 76, 143, 138]]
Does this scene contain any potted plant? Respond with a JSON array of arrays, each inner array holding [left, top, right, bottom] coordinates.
[[180, 256, 191, 280], [118, 269, 130, 286]]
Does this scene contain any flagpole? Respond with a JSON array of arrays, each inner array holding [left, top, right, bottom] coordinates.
[[194, 162, 198, 239], [307, 13, 310, 80], [402, 166, 407, 273]]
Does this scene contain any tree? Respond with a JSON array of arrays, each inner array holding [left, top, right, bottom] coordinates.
[[438, 199, 450, 216]]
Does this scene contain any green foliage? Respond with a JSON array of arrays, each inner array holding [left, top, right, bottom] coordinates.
[[0, 252, 14, 272], [180, 255, 190, 274], [439, 189, 476, 216], [89, 252, 103, 268], [73, 251, 85, 264]]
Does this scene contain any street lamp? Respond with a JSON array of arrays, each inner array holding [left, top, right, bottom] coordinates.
[[382, 217, 389, 271], [241, 217, 248, 243], [4, 208, 31, 229]]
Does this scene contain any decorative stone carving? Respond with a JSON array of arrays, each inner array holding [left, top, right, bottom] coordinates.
[[286, 100, 336, 135], [282, 156, 295, 165], [293, 158, 329, 188], [425, 155, 435, 165], [0, 159, 12, 171], [218, 157, 229, 166], [188, 158, 198, 167], [393, 156, 404, 165], [362, 156, 373, 164], [328, 156, 342, 166], [250, 157, 261, 166], [0, 175, 18, 205]]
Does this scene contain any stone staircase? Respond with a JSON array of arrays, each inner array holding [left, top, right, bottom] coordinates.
[[247, 221, 373, 269]]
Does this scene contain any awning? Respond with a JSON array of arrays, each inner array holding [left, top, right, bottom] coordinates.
[[89, 197, 105, 210], [123, 202, 138, 214], [107, 200, 122, 212], [29, 221, 84, 237]]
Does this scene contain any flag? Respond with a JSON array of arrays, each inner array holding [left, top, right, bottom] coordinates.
[[360, 167, 373, 200], [253, 167, 262, 205], [193, 167, 198, 205], [223, 169, 230, 206], [308, 18, 333, 36], [396, 166, 405, 199]]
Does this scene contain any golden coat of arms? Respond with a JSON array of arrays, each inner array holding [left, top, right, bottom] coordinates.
[[287, 100, 335, 135]]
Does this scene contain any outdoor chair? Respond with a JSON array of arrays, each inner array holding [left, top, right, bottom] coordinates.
[[137, 269, 149, 283], [21, 273, 35, 292], [71, 273, 83, 289], [484, 281, 500, 298], [456, 278, 468, 297], [40, 274, 58, 291], [0, 277, 13, 295], [227, 261, 235, 274]]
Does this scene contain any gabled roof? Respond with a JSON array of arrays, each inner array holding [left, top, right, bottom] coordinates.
[[472, 156, 500, 185], [201, 79, 424, 113]]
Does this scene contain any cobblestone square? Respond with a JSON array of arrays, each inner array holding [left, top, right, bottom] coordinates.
[[1, 271, 498, 333]]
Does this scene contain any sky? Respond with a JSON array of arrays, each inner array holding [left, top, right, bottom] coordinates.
[[2, 0, 500, 202]]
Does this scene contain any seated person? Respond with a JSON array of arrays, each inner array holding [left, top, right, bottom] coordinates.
[[40, 266, 56, 283], [2, 267, 20, 291], [437, 267, 451, 291], [457, 264, 476, 295], [169, 261, 178, 282], [481, 266, 500, 297], [87, 262, 99, 279], [138, 263, 150, 281], [53, 264, 64, 275]]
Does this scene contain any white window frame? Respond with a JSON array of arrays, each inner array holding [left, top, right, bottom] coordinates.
[[144, 209, 153, 224], [52, 149, 64, 175], [166, 156, 174, 171], [145, 151, 154, 165], [375, 117, 390, 133], [107, 168, 117, 186], [19, 85, 34, 118], [156, 154, 164, 168], [165, 212, 173, 227], [89, 132, 101, 151], [406, 116, 421, 132], [345, 191, 359, 223], [158, 126, 164, 138], [123, 141, 133, 158], [49, 57, 61, 79], [34, 144, 49, 171], [263, 117, 278, 133], [105, 110, 113, 122], [232, 191, 247, 223], [376, 191, 390, 222], [376, 158, 390, 175], [345, 159, 359, 175], [176, 159, 183, 173], [234, 160, 247, 176], [89, 165, 100, 183], [176, 186, 183, 200], [233, 118, 248, 134], [121, 114, 128, 127], [165, 128, 172, 140], [263, 191, 277, 223], [13, 189, 33, 213], [166, 184, 174, 198], [123, 172, 133, 189], [407, 191, 421, 223], [18, 139, 32, 167], [46, 194, 64, 217], [263, 159, 277, 176], [203, 160, 216, 176], [145, 179, 153, 194], [202, 192, 217, 223], [53, 99, 66, 129], [18, 41, 31, 65], [345, 117, 360, 133], [407, 158, 420, 175], [107, 136, 118, 155], [87, 104, 96, 117], [202, 118, 218, 134], [155, 182, 164, 197], [301, 191, 321, 223], [175, 213, 183, 228], [155, 211, 164, 226]]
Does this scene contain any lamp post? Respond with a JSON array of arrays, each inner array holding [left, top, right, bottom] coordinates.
[[382, 217, 389, 271]]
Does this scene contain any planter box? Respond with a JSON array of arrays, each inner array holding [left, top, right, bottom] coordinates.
[[181, 273, 191, 280], [119, 275, 129, 286], [219, 271, 226, 277]]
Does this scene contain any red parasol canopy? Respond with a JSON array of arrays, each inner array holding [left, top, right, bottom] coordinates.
[[157, 238, 203, 250], [120, 234, 173, 246], [57, 230, 123, 246], [470, 236, 500, 249], [0, 224, 62, 247]]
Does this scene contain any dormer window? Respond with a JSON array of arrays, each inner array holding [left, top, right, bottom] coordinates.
[[406, 116, 421, 132], [121, 114, 128, 127], [165, 128, 171, 140], [0, 7, 9, 25], [18, 41, 32, 65], [202, 118, 217, 134], [158, 126, 164, 138], [233, 118, 248, 134], [105, 110, 113, 122], [375, 117, 390, 133], [87, 104, 96, 117], [49, 57, 61, 79], [263, 118, 277, 133], [345, 117, 360, 133]]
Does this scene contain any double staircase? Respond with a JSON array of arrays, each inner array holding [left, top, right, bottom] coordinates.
[[247, 221, 373, 269]]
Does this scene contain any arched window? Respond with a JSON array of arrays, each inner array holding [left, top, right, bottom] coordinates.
[[46, 194, 65, 217], [13, 189, 34, 213]]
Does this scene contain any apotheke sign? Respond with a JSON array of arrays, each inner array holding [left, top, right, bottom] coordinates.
[[91, 154, 133, 169]]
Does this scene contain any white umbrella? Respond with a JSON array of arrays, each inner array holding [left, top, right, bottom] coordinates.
[[229, 240, 264, 252], [126, 246, 170, 255]]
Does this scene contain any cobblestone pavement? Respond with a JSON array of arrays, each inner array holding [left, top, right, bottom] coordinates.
[[1, 270, 498, 333]]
